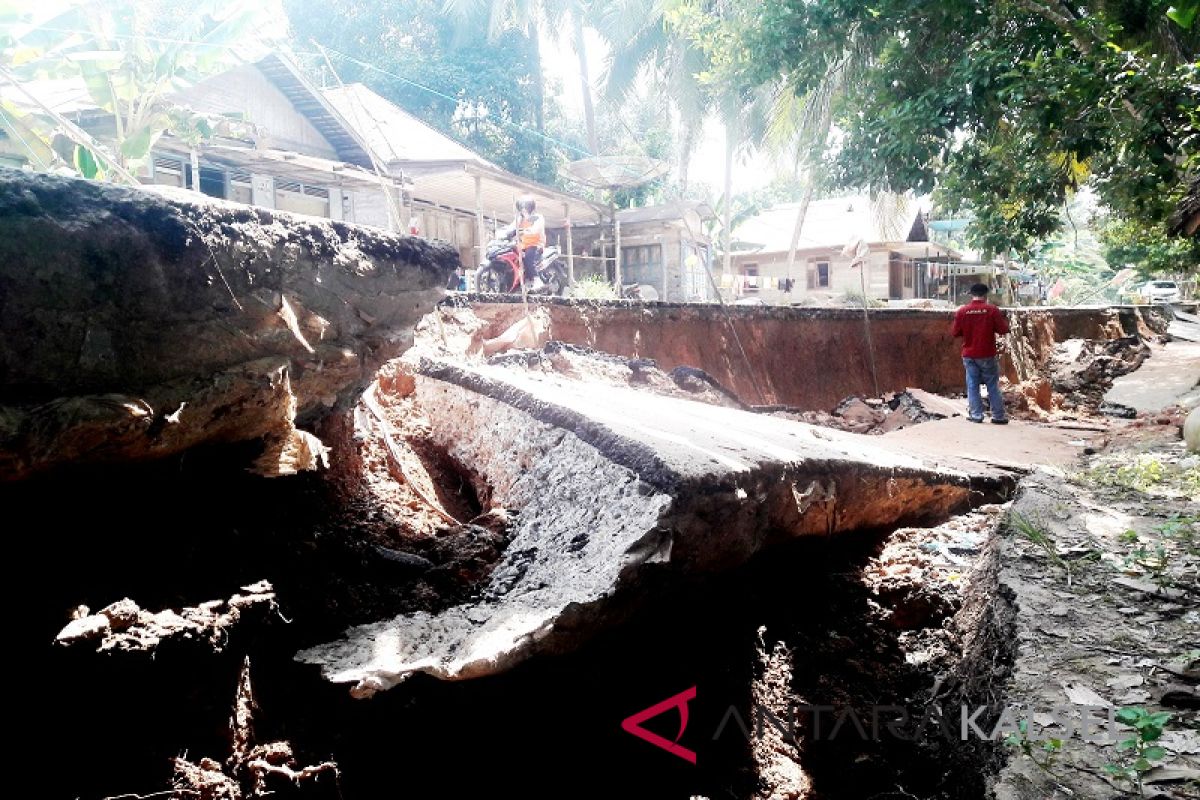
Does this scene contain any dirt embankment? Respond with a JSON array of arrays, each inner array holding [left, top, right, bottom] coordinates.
[[460, 298, 1167, 410], [0, 169, 455, 481]]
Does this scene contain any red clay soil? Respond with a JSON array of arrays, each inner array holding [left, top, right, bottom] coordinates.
[[465, 300, 1166, 410]]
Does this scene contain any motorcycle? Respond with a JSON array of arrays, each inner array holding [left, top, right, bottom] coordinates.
[[475, 226, 569, 296]]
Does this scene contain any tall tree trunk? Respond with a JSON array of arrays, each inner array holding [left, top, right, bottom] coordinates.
[[722, 115, 735, 278], [678, 123, 698, 193], [572, 10, 598, 154], [528, 27, 545, 133], [784, 179, 815, 287]]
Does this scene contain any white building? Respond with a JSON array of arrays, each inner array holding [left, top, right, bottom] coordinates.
[[729, 197, 960, 304]]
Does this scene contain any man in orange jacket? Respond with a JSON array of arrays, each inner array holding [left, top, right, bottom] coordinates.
[[951, 283, 1011, 424], [515, 195, 546, 288]]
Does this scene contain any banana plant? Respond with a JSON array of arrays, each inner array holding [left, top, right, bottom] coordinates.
[[0, 0, 266, 180], [166, 106, 214, 190]]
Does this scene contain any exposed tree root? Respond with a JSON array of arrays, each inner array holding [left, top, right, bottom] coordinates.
[[172, 658, 338, 800]]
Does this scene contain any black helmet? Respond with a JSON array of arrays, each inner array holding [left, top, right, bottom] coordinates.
[[516, 195, 536, 214]]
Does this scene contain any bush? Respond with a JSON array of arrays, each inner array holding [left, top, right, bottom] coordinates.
[[570, 274, 618, 300]]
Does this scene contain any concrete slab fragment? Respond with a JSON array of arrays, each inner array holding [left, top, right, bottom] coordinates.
[[1105, 341, 1200, 412], [296, 358, 1018, 696]]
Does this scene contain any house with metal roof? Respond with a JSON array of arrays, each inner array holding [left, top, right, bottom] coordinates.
[[0, 51, 602, 269], [728, 196, 959, 304], [319, 82, 603, 268]]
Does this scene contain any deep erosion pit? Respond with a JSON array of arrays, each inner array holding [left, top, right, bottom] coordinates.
[[296, 354, 1017, 696], [10, 182, 1181, 798]]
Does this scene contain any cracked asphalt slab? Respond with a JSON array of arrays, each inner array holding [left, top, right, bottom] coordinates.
[[297, 358, 1018, 696]]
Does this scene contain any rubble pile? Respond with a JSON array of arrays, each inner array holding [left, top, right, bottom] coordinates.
[[1049, 336, 1151, 410], [766, 390, 951, 435], [487, 341, 746, 408], [55, 580, 277, 654]]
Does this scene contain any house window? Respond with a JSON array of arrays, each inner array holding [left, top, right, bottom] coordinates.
[[151, 155, 186, 188], [683, 245, 709, 301], [275, 179, 331, 218], [621, 244, 663, 285], [807, 260, 830, 289], [743, 263, 760, 291], [903, 260, 914, 288], [199, 166, 225, 199]]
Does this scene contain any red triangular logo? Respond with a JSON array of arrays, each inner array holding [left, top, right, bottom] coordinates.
[[620, 686, 698, 764]]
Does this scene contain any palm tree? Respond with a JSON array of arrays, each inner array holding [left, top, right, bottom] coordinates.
[[442, 0, 599, 152], [0, 0, 265, 182], [593, 0, 711, 189], [756, 27, 885, 282]]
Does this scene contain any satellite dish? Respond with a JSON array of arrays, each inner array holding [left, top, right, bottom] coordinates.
[[561, 155, 668, 190]]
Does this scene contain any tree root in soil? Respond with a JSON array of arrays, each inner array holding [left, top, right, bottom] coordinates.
[[172, 657, 338, 800]]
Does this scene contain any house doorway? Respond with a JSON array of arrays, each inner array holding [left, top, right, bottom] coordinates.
[[888, 252, 904, 299]]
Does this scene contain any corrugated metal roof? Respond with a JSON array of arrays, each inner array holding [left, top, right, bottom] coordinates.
[[322, 83, 493, 167], [255, 53, 375, 170], [616, 200, 716, 224], [320, 83, 604, 228], [734, 196, 926, 253]]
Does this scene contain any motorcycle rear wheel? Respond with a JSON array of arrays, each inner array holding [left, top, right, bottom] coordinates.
[[476, 265, 505, 294]]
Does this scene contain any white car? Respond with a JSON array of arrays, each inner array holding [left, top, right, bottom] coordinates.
[[1140, 280, 1181, 303]]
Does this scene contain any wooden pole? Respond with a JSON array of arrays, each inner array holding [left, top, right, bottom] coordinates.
[[858, 259, 881, 397], [564, 201, 574, 283], [474, 175, 486, 267], [614, 217, 622, 288], [662, 241, 670, 302], [313, 44, 404, 231], [722, 119, 734, 282]]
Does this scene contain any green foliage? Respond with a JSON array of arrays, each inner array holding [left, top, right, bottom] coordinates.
[[1156, 514, 1198, 555], [1105, 707, 1172, 795], [72, 144, 103, 179], [1003, 718, 1064, 775], [598, 90, 676, 207], [569, 273, 618, 299], [1125, 540, 1174, 589], [1097, 214, 1200, 277], [1, 0, 264, 177], [1023, 199, 1130, 303], [1009, 510, 1075, 584], [1091, 455, 1167, 492], [672, 0, 1200, 259], [1118, 515, 1198, 589], [704, 190, 763, 252], [595, 0, 712, 187], [1080, 454, 1200, 500], [1169, 0, 1200, 29], [286, 0, 565, 186]]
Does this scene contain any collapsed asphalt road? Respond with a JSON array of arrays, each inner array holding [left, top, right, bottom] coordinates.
[[297, 355, 1019, 695]]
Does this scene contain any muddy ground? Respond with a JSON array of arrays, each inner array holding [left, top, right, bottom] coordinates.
[[24, 422, 1194, 800], [14, 304, 1199, 800], [17, 450, 1007, 799]]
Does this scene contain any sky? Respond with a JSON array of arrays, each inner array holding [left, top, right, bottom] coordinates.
[[540, 25, 776, 197]]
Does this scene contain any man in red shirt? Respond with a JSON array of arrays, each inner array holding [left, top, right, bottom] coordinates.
[[951, 283, 1010, 424]]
